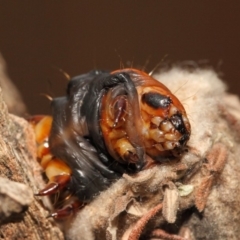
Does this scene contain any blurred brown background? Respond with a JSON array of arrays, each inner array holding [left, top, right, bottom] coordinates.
[[0, 1, 240, 114]]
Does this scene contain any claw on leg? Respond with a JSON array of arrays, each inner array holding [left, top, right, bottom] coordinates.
[[35, 174, 70, 196], [48, 200, 84, 219]]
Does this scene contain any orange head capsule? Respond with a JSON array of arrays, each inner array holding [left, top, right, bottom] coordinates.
[[100, 68, 191, 161]]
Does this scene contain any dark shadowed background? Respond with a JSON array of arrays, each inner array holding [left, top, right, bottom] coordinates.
[[0, 1, 240, 114]]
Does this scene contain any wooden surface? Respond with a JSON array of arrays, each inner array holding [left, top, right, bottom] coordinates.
[[0, 57, 64, 240]]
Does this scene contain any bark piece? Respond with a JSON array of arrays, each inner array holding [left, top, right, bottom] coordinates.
[[0, 177, 33, 224], [0, 69, 64, 239]]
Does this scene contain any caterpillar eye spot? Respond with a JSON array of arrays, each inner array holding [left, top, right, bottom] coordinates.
[[142, 92, 172, 109], [31, 68, 191, 218]]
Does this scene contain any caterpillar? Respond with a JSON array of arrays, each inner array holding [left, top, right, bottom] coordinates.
[[30, 68, 191, 218]]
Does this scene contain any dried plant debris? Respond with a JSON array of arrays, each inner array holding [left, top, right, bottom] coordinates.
[[57, 67, 240, 240], [0, 177, 33, 224]]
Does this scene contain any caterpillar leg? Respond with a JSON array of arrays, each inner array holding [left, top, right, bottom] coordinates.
[[35, 173, 70, 196], [49, 200, 84, 219], [29, 115, 72, 195], [28, 115, 53, 144], [100, 88, 142, 165], [34, 156, 72, 196]]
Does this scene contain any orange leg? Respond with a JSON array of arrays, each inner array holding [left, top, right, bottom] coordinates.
[[29, 115, 73, 213]]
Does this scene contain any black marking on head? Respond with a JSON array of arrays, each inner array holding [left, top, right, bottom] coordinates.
[[170, 114, 186, 134], [179, 133, 190, 145], [142, 92, 172, 109], [170, 113, 190, 145]]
